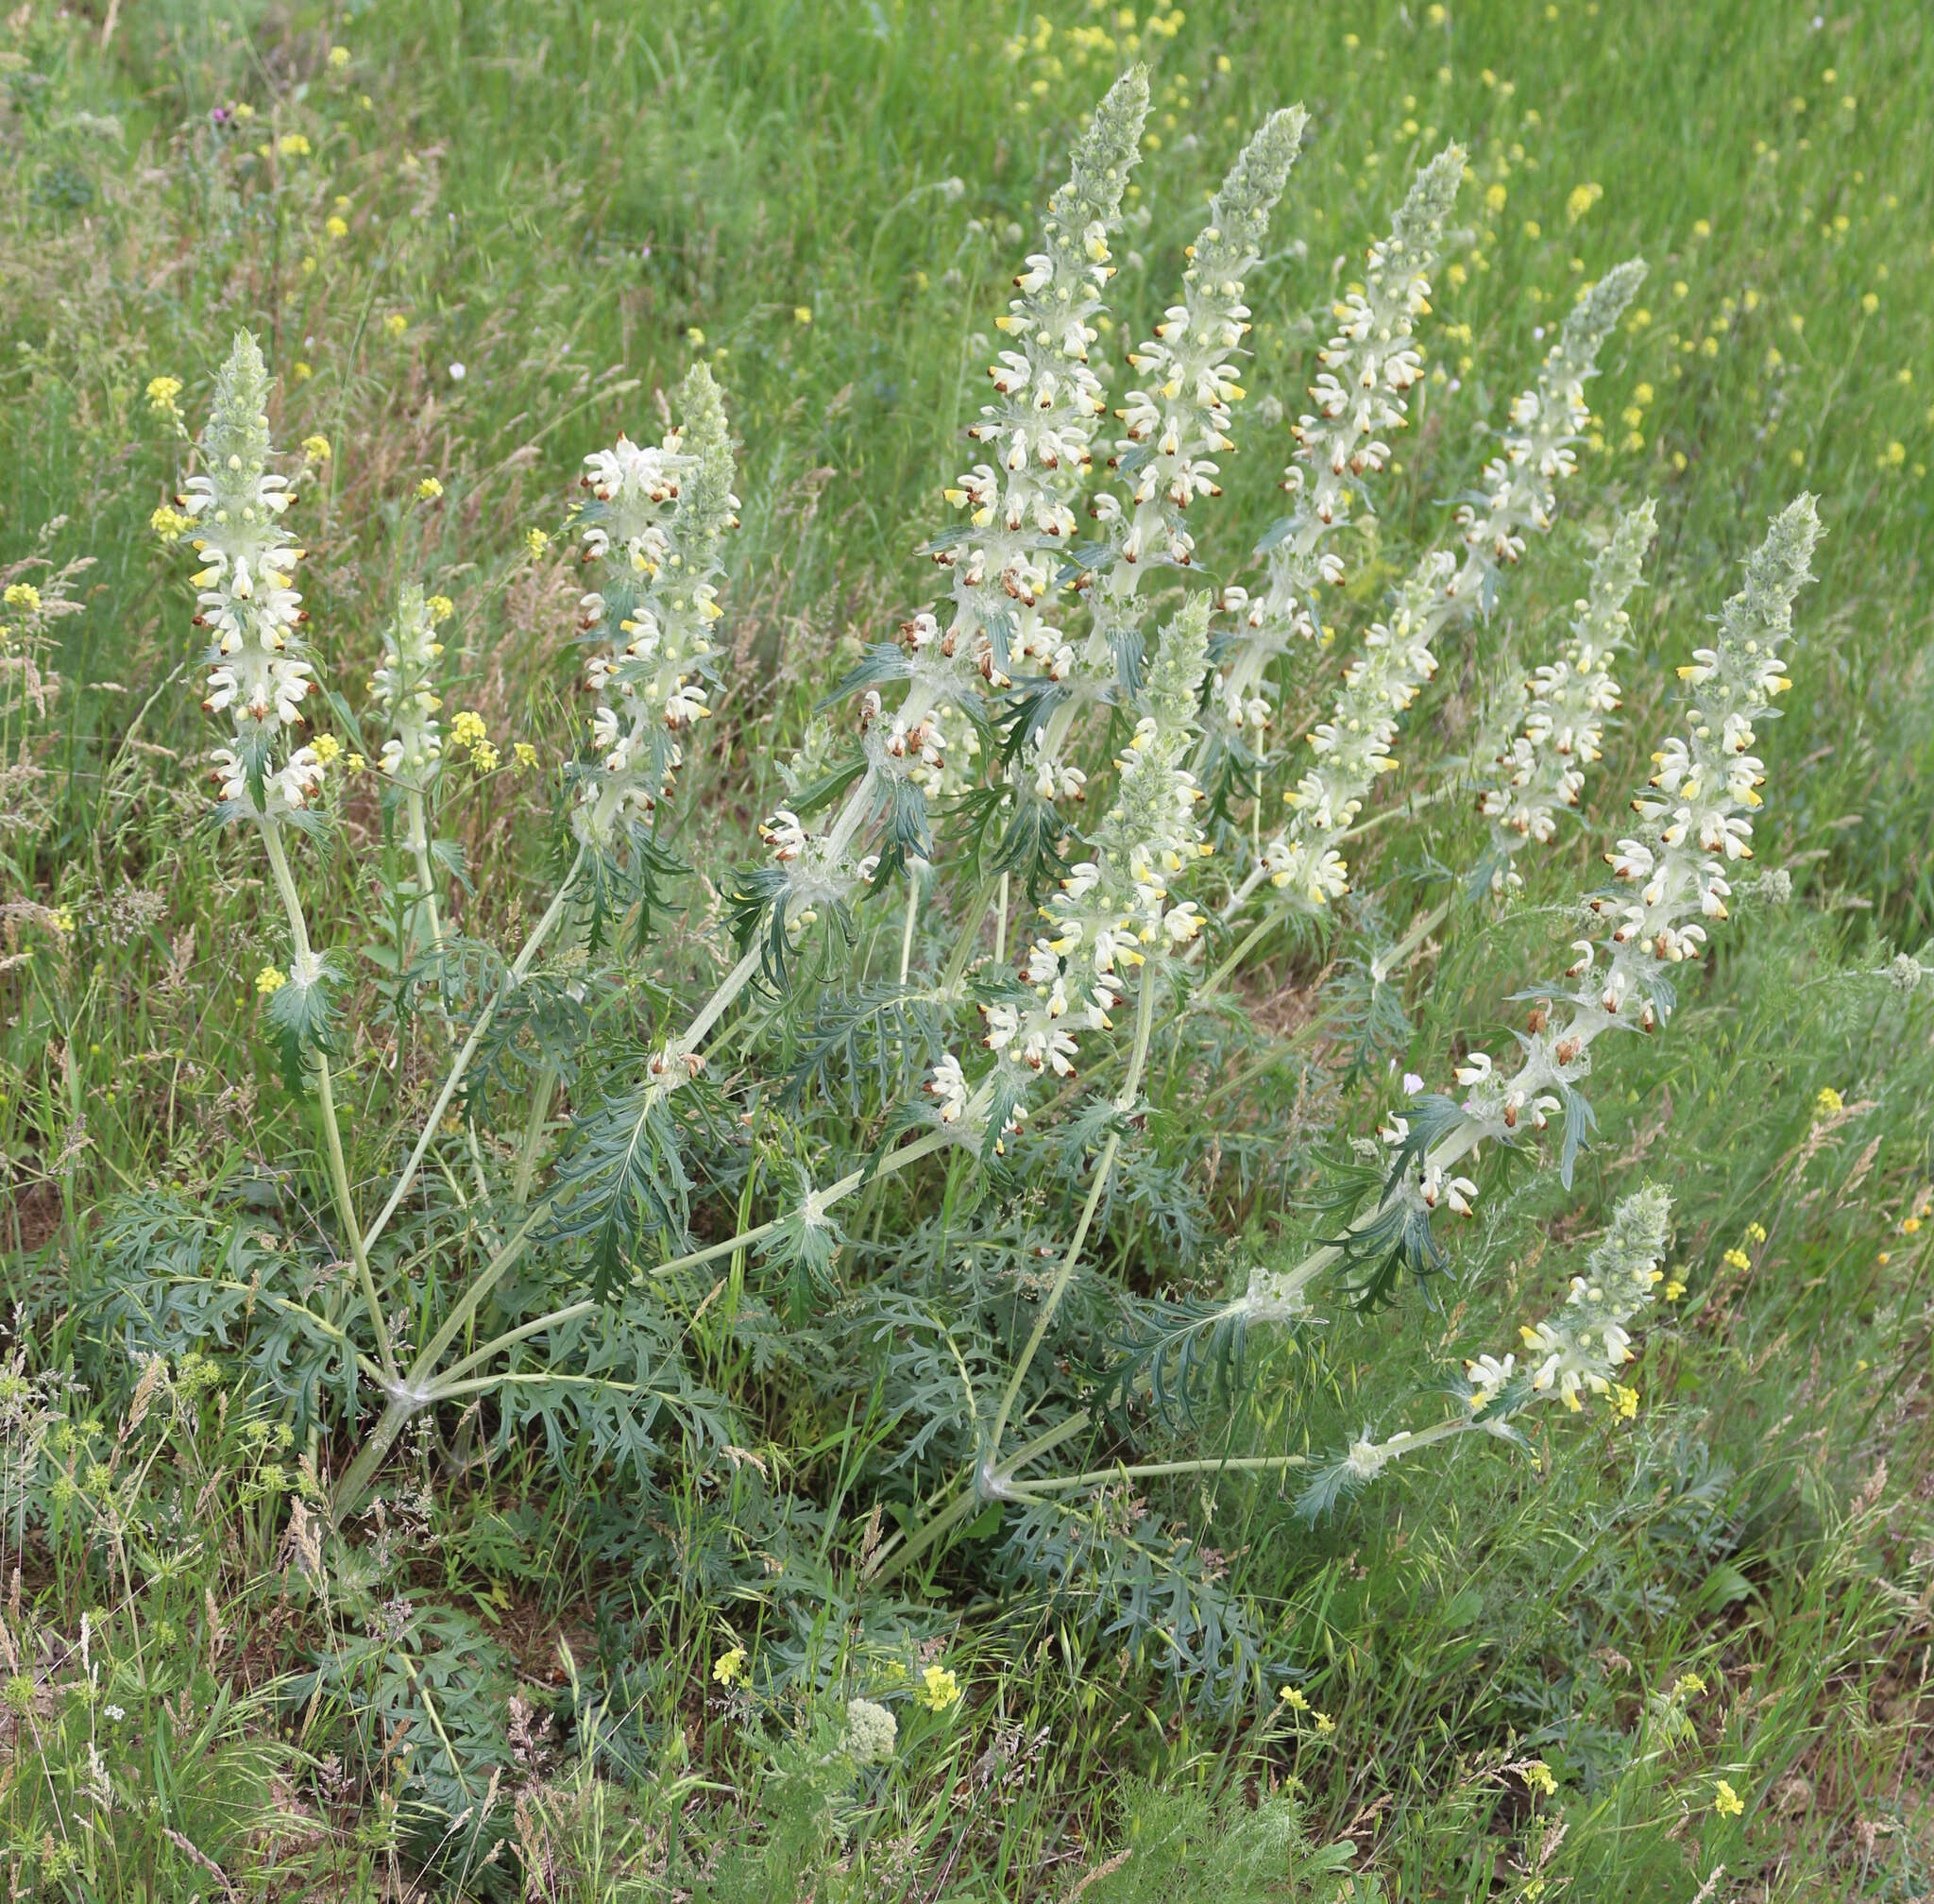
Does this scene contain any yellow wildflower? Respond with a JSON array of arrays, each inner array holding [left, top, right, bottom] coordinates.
[[712, 1647, 746, 1687], [329, 44, 349, 68], [1522, 1760, 1557, 1796], [255, 965, 288, 996], [1722, 1248, 1751, 1271], [793, 305, 812, 324], [345, 753, 366, 773], [450, 711, 488, 751], [2, 585, 40, 613], [526, 528, 551, 556], [917, 1665, 961, 1713], [1613, 1385, 1639, 1420], [1566, 181, 1603, 224], [1673, 1673, 1706, 1698], [1279, 1686, 1310, 1710], [325, 215, 348, 239], [514, 742, 539, 770], [1521, 219, 1541, 240], [150, 504, 193, 543], [1663, 1278, 1686, 1301], [384, 313, 409, 338], [302, 435, 331, 463], [294, 362, 314, 381], [427, 594, 455, 622], [145, 375, 184, 417], [1313, 1711, 1335, 1735], [1813, 1085, 1843, 1119], [416, 477, 444, 501], [311, 734, 342, 765], [1713, 1780, 1744, 1819]]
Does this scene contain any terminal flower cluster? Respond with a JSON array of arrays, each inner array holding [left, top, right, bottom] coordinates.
[[934, 69, 1147, 691], [1214, 145, 1463, 737], [572, 365, 739, 853], [1469, 1182, 1672, 1414], [1454, 263, 1648, 593], [1314, 1185, 1673, 1507], [367, 585, 445, 801], [1243, 265, 1646, 917], [1476, 499, 1656, 888], [1427, 496, 1822, 1208], [1077, 107, 1308, 730], [177, 332, 323, 817]]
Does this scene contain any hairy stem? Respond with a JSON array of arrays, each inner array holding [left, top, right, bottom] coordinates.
[[986, 965, 1160, 1456], [361, 845, 585, 1258], [259, 819, 396, 1382], [408, 786, 500, 1222], [511, 1062, 560, 1204]]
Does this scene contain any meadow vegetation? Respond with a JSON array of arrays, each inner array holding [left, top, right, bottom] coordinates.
[[1, 0, 1932, 1897]]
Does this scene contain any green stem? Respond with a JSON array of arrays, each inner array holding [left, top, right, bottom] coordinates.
[[361, 845, 585, 1258], [511, 1062, 559, 1204], [1012, 1451, 1311, 1494], [259, 819, 396, 1381], [1268, 1122, 1484, 1310], [332, 1399, 412, 1521], [1370, 896, 1450, 987], [405, 1201, 553, 1386], [340, 1123, 963, 1520], [431, 1299, 599, 1391], [986, 966, 1159, 1456], [1196, 913, 1274, 1005], [897, 873, 920, 986], [939, 874, 998, 995], [408, 785, 500, 1223]]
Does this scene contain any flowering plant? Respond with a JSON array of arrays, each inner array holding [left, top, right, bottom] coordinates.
[[140, 76, 1829, 1707]]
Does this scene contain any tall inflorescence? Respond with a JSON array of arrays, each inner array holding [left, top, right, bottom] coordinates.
[[1247, 262, 1647, 917], [934, 67, 1148, 699], [1317, 1183, 1675, 1507], [1214, 145, 1464, 740], [572, 365, 739, 855], [368, 585, 444, 845], [1416, 496, 1823, 1207], [1475, 498, 1656, 891], [929, 597, 1213, 1145], [1001, 105, 1305, 854], [178, 332, 322, 817], [1453, 261, 1649, 606], [1075, 109, 1308, 705], [1468, 1182, 1675, 1416]]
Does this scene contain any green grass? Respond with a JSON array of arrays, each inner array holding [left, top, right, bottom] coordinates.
[[3, 0, 1932, 1896]]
